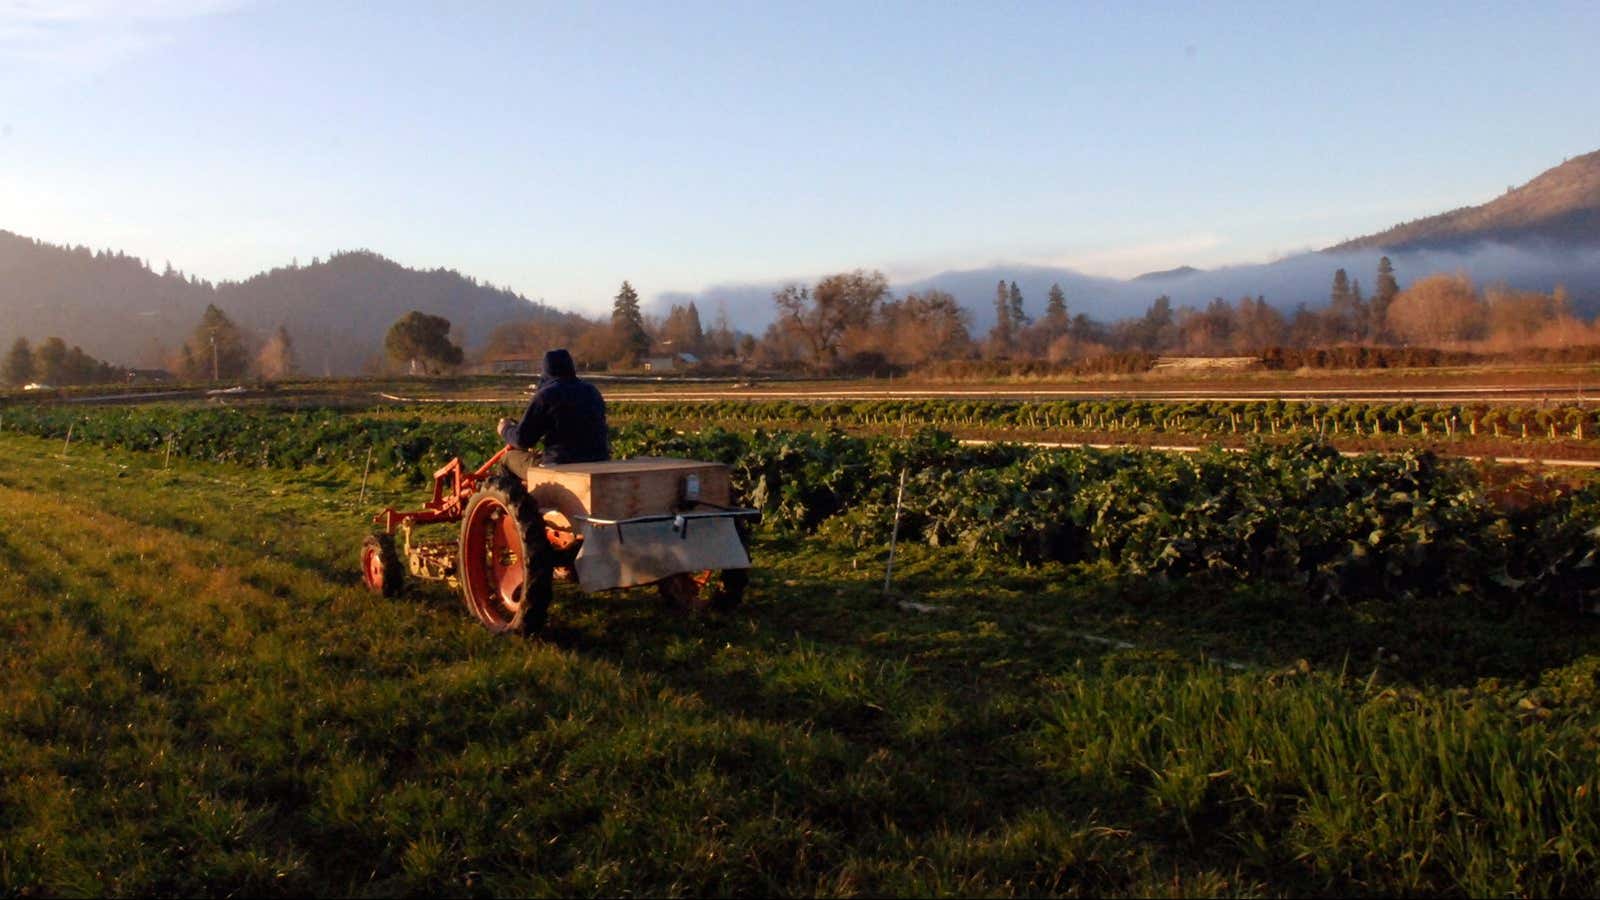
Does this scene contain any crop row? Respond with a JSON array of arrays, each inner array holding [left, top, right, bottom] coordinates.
[[7, 403, 1600, 610], [614, 398, 1600, 440]]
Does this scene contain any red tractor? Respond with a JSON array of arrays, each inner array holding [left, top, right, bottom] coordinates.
[[360, 447, 758, 634]]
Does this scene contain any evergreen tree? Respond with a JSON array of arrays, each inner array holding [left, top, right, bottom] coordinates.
[[33, 337, 68, 384], [660, 302, 705, 355], [611, 280, 651, 363], [684, 301, 704, 351], [1330, 268, 1352, 308], [384, 311, 463, 374], [3, 337, 33, 385], [1372, 256, 1400, 341], [189, 304, 250, 380], [1044, 283, 1068, 327], [1328, 268, 1361, 342], [1350, 279, 1367, 340], [988, 279, 1014, 354], [1008, 281, 1029, 327], [62, 345, 96, 383], [1140, 296, 1174, 350]]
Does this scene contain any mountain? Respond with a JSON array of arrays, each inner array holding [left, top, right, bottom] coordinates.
[[213, 251, 583, 375], [0, 232, 581, 374], [1327, 150, 1600, 253], [1132, 265, 1200, 282]]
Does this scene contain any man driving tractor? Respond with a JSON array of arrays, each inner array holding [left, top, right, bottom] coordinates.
[[496, 348, 610, 478]]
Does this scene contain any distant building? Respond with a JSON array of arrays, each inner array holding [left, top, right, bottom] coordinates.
[[486, 358, 540, 375], [642, 352, 700, 373]]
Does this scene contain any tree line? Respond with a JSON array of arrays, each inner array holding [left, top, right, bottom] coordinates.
[[746, 257, 1593, 374], [384, 257, 1599, 377], [3, 304, 300, 387], [10, 254, 1594, 385], [3, 337, 124, 387]]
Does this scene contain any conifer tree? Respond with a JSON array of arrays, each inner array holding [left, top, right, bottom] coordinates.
[[3, 337, 33, 385], [611, 280, 651, 363], [1044, 283, 1068, 327], [1008, 281, 1029, 327], [1330, 268, 1352, 308], [1371, 256, 1400, 341], [988, 279, 1014, 353], [684, 301, 704, 350], [1328, 268, 1362, 342], [188, 304, 250, 380], [1350, 279, 1367, 340]]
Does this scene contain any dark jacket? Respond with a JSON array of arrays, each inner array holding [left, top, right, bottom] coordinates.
[[509, 349, 610, 464]]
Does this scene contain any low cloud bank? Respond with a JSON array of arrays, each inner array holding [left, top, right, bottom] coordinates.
[[656, 242, 1600, 334]]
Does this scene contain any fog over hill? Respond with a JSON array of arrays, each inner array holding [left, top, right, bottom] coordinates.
[[664, 242, 1600, 337], [665, 151, 1600, 332], [909, 242, 1600, 332]]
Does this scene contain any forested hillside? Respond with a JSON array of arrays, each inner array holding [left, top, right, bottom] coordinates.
[[0, 233, 578, 373], [1328, 150, 1600, 253]]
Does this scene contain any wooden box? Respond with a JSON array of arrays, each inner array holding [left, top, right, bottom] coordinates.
[[525, 457, 732, 521]]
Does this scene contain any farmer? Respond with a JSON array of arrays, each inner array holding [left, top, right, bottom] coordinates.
[[497, 348, 610, 478]]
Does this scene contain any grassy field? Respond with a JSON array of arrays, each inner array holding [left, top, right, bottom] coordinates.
[[4, 422, 1600, 896]]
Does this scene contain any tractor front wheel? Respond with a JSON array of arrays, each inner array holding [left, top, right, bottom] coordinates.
[[657, 518, 752, 612], [657, 568, 748, 612], [459, 485, 551, 635], [360, 532, 404, 597]]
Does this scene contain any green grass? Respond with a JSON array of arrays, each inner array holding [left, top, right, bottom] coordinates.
[[2, 431, 1599, 896]]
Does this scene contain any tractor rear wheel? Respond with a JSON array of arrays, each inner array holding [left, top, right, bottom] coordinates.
[[360, 532, 404, 597], [459, 484, 551, 635]]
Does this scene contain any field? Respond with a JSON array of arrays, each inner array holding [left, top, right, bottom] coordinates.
[[5, 391, 1600, 896]]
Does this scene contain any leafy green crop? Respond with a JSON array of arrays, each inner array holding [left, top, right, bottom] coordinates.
[[8, 403, 1600, 611]]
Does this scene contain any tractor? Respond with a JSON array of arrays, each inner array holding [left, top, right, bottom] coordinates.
[[360, 446, 759, 634]]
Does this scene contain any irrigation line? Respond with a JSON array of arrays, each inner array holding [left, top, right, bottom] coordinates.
[[377, 392, 508, 404]]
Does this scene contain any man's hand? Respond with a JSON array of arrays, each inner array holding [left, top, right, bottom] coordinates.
[[497, 417, 518, 445]]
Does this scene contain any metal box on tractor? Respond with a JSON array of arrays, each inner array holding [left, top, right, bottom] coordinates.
[[360, 446, 759, 634]]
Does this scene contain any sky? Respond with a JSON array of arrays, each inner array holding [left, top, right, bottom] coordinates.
[[2, 0, 1598, 319]]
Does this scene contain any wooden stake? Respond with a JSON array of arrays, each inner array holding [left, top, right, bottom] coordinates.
[[883, 467, 908, 598], [61, 423, 73, 456], [359, 446, 374, 504], [164, 435, 173, 468]]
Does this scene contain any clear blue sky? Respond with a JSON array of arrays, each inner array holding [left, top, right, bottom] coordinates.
[[2, 0, 1596, 319]]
